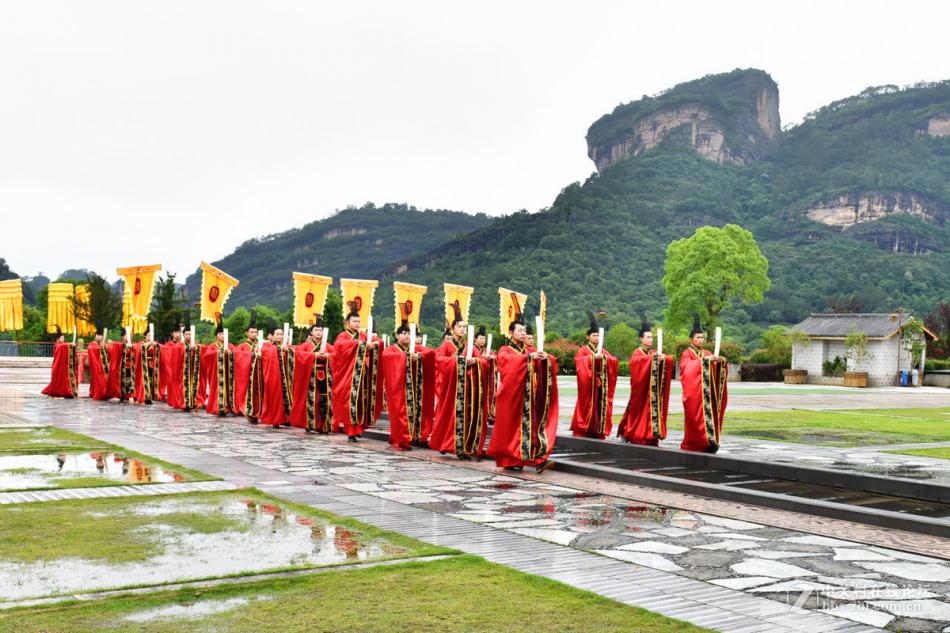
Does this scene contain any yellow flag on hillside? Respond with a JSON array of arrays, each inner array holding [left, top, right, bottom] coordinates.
[[498, 287, 528, 337], [293, 272, 333, 327], [443, 283, 474, 327], [116, 264, 161, 321], [47, 283, 75, 334], [199, 262, 239, 324], [0, 279, 24, 331], [393, 282, 427, 327], [340, 278, 378, 323], [73, 284, 96, 337]]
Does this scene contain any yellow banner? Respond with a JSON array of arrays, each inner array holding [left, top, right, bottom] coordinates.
[[498, 287, 528, 337], [0, 279, 24, 332], [122, 284, 148, 335], [340, 278, 378, 323], [199, 262, 239, 324], [116, 264, 161, 321], [393, 282, 427, 327], [443, 283, 474, 327], [293, 272, 333, 327], [73, 284, 96, 337], [47, 283, 75, 334]]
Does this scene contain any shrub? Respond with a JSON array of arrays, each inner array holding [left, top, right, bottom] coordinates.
[[672, 339, 744, 365], [925, 359, 950, 371], [746, 348, 773, 364], [618, 360, 630, 376], [545, 338, 581, 375], [823, 356, 847, 377]]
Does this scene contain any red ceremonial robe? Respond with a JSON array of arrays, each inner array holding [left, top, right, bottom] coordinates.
[[201, 342, 236, 416], [180, 344, 202, 410], [381, 343, 435, 450], [430, 338, 490, 457], [232, 341, 257, 421], [571, 344, 619, 439], [86, 341, 113, 401], [161, 342, 185, 409], [679, 347, 728, 453], [329, 329, 383, 437], [103, 342, 129, 402], [43, 342, 78, 398], [289, 340, 335, 432], [487, 342, 559, 468], [259, 342, 295, 426], [618, 347, 673, 445], [474, 344, 499, 424], [134, 342, 161, 404]]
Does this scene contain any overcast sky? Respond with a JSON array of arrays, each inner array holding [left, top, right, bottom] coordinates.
[[2, 0, 948, 281]]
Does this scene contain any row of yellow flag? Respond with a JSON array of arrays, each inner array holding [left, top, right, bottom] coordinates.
[[0, 260, 544, 336]]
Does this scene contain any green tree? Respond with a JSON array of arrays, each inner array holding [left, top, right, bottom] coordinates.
[[323, 288, 344, 337], [150, 274, 184, 341], [761, 325, 792, 365], [73, 274, 122, 333], [662, 224, 770, 332], [604, 322, 637, 358]]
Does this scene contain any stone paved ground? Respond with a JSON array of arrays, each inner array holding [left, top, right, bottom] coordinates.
[[5, 377, 950, 631]]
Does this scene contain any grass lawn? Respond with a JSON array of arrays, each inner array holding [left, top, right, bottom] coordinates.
[[0, 489, 445, 565], [0, 426, 214, 490], [662, 408, 950, 447], [0, 555, 710, 632], [884, 446, 950, 460], [0, 426, 113, 453]]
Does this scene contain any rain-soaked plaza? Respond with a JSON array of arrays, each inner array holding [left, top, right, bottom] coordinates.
[[3, 370, 950, 632]]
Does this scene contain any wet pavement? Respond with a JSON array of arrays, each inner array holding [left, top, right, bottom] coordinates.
[[6, 378, 950, 631], [0, 492, 407, 601]]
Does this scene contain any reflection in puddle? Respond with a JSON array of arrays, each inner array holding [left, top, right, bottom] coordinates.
[[0, 453, 186, 490], [0, 496, 408, 601], [124, 596, 264, 623]]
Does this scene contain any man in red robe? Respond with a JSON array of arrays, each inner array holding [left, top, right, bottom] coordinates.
[[202, 319, 236, 416], [473, 325, 498, 425], [115, 329, 136, 403], [330, 306, 383, 441], [43, 329, 78, 398], [430, 306, 490, 459], [487, 314, 558, 473], [571, 312, 619, 439], [180, 317, 203, 411], [161, 322, 186, 409], [233, 311, 261, 423], [679, 314, 728, 453], [133, 324, 161, 405], [290, 319, 335, 433], [86, 324, 115, 401], [259, 321, 295, 427], [381, 314, 435, 450], [618, 313, 673, 445]]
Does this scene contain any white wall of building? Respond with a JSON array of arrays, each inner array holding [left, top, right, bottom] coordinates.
[[792, 335, 920, 387]]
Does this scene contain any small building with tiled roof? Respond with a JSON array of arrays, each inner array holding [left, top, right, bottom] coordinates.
[[789, 312, 935, 387]]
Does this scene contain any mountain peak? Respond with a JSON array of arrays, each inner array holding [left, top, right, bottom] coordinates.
[[586, 68, 780, 171]]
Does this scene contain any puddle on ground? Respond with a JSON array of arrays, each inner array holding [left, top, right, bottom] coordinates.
[[124, 596, 267, 623], [0, 496, 408, 601], [0, 453, 187, 490]]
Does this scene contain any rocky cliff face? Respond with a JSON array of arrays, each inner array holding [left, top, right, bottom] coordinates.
[[803, 191, 947, 254], [586, 70, 780, 172], [804, 191, 942, 228], [928, 113, 950, 137]]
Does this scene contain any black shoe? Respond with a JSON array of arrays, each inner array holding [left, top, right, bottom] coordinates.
[[348, 436, 358, 443], [535, 460, 555, 474], [440, 451, 450, 455], [504, 466, 523, 471], [458, 454, 470, 461]]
